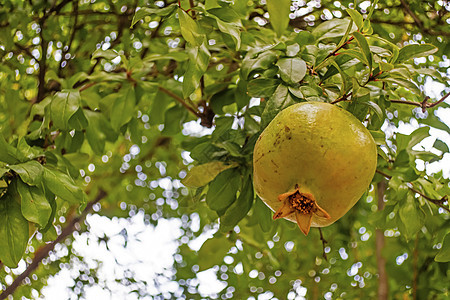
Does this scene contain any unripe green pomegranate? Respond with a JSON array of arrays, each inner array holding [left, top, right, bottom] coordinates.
[[253, 102, 377, 235]]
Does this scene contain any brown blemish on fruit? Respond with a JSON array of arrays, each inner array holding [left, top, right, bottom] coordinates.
[[254, 153, 264, 164], [271, 159, 279, 168]]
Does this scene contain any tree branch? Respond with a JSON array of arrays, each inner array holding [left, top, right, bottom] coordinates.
[[399, 0, 450, 37], [58, 0, 79, 76], [158, 86, 201, 118], [399, 0, 425, 32], [412, 233, 419, 300], [331, 91, 352, 104], [376, 170, 450, 213], [13, 42, 34, 59], [36, 18, 48, 103], [314, 36, 354, 73], [376, 179, 389, 300], [389, 92, 450, 112], [0, 190, 107, 300]]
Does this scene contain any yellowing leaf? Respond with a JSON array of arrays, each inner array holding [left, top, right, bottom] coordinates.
[[267, 0, 290, 37], [183, 161, 238, 188]]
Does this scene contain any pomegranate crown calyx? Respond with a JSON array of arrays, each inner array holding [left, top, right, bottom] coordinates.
[[273, 185, 331, 235]]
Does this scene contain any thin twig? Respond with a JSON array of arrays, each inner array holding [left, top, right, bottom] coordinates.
[[79, 82, 98, 92], [318, 228, 328, 261], [399, 0, 424, 32], [158, 86, 201, 118], [376, 170, 450, 213], [376, 180, 389, 300], [13, 42, 34, 58], [389, 92, 450, 112], [398, 0, 450, 36], [0, 190, 107, 300], [412, 233, 419, 300], [331, 91, 352, 104], [36, 18, 48, 103], [427, 92, 450, 109], [314, 36, 355, 72], [59, 0, 79, 76]]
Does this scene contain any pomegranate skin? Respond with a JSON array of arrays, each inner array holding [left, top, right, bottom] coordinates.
[[253, 102, 377, 228]]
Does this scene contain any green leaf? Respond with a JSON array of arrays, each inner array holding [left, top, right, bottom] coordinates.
[[211, 117, 234, 142], [267, 0, 291, 37], [43, 167, 85, 204], [398, 195, 425, 239], [9, 160, 44, 186], [0, 193, 29, 268], [220, 175, 254, 231], [207, 7, 241, 24], [433, 139, 449, 153], [206, 168, 240, 212], [216, 18, 241, 50], [190, 142, 226, 164], [16, 138, 43, 161], [396, 44, 438, 63], [50, 90, 81, 130], [276, 58, 307, 83], [110, 84, 136, 130], [182, 161, 239, 188], [197, 235, 232, 271], [261, 84, 295, 129], [366, 0, 379, 21], [346, 92, 370, 121], [0, 166, 8, 178], [252, 197, 273, 232], [0, 133, 20, 164], [369, 130, 386, 145], [247, 78, 280, 98], [68, 107, 89, 130], [361, 19, 372, 35], [241, 51, 278, 79], [85, 110, 107, 154], [380, 77, 421, 95], [183, 43, 211, 98], [16, 180, 51, 227], [178, 8, 204, 46], [131, 5, 177, 27], [143, 52, 188, 63], [91, 49, 119, 60], [407, 126, 430, 150], [235, 79, 251, 110], [339, 49, 369, 66], [210, 89, 235, 114], [346, 9, 363, 30], [162, 105, 187, 136], [205, 0, 221, 10], [312, 19, 355, 42], [379, 61, 394, 72], [435, 233, 450, 262], [352, 31, 372, 71]]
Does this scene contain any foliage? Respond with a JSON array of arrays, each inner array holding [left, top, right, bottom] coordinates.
[[0, 0, 449, 299]]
